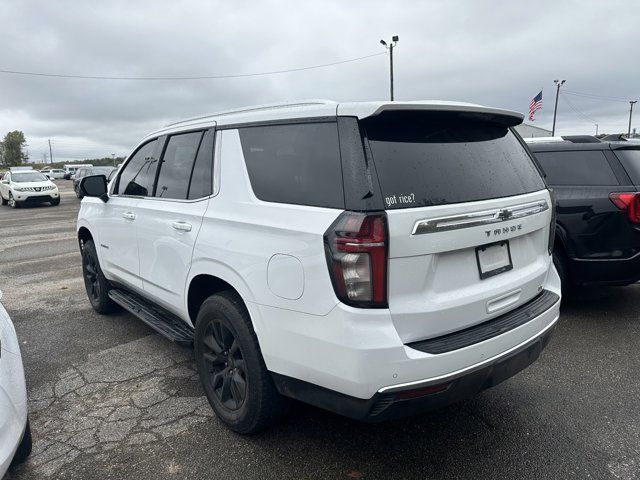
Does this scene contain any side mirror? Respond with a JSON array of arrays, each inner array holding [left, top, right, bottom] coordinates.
[[80, 175, 108, 202]]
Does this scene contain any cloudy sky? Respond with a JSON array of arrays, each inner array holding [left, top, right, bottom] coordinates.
[[1, 0, 639, 162]]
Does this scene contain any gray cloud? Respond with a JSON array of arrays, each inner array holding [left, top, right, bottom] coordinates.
[[1, 0, 638, 161]]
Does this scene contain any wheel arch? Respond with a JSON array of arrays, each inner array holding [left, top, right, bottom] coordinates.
[[185, 262, 259, 332]]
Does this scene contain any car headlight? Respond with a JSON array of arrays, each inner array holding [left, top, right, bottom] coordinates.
[[13, 186, 25, 192]]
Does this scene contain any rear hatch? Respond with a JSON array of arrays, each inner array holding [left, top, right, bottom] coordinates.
[[361, 110, 552, 344]]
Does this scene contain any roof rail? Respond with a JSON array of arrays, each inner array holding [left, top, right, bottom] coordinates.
[[560, 135, 602, 144], [524, 135, 602, 144], [164, 99, 337, 127], [523, 136, 566, 144]]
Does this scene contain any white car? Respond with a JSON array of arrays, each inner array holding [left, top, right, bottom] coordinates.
[[76, 100, 561, 433], [40, 168, 66, 180], [0, 168, 60, 208], [0, 292, 31, 476]]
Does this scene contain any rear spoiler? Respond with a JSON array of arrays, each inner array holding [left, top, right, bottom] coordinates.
[[338, 101, 524, 127]]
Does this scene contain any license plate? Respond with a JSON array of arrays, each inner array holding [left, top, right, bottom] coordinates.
[[476, 241, 513, 279]]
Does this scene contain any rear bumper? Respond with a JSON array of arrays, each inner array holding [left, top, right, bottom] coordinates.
[[259, 264, 560, 415], [273, 321, 556, 421], [569, 251, 640, 286]]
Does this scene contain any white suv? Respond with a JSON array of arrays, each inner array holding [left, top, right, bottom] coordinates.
[[76, 100, 561, 433], [1, 168, 60, 208]]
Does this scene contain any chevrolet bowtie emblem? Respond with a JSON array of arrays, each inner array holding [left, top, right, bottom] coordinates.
[[497, 209, 513, 220]]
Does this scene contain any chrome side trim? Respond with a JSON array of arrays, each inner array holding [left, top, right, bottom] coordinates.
[[377, 306, 560, 394], [412, 200, 549, 235]]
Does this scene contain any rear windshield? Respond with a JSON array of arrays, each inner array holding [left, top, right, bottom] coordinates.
[[615, 149, 640, 184], [362, 112, 545, 209]]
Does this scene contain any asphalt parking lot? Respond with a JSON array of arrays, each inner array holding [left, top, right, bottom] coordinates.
[[1, 180, 639, 479]]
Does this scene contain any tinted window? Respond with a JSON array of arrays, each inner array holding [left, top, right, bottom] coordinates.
[[239, 122, 343, 208], [535, 150, 618, 186], [188, 129, 214, 199], [615, 149, 640, 184], [154, 132, 203, 199], [117, 140, 159, 196], [363, 112, 545, 209]]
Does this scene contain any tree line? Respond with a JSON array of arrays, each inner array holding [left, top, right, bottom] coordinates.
[[0, 130, 125, 169]]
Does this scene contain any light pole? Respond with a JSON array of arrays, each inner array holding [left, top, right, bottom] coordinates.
[[111, 153, 116, 167], [628, 100, 637, 138], [595, 124, 599, 136], [551, 79, 565, 136], [380, 36, 399, 101]]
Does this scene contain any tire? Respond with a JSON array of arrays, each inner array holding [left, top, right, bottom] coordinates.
[[81, 240, 118, 314], [8, 192, 19, 208], [75, 186, 82, 199], [50, 197, 60, 206], [11, 419, 32, 466], [195, 291, 289, 434]]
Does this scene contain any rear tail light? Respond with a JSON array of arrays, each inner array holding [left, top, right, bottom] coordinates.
[[324, 211, 388, 308], [548, 189, 557, 254], [609, 192, 640, 224]]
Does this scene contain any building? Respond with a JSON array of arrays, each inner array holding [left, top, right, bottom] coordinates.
[[515, 123, 552, 138]]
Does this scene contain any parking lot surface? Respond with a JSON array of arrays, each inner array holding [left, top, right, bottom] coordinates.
[[1, 181, 639, 479]]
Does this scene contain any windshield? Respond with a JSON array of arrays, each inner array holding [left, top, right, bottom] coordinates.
[[12, 172, 48, 182], [90, 167, 114, 175], [616, 149, 640, 184], [362, 111, 545, 208]]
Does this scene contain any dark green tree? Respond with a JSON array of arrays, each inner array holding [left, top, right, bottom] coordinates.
[[2, 131, 29, 166]]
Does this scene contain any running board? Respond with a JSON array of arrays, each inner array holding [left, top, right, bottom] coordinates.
[[108, 289, 194, 347]]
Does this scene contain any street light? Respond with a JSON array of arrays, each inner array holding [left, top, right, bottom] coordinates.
[[551, 79, 565, 136], [380, 36, 399, 101]]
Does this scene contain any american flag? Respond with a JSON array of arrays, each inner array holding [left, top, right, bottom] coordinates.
[[529, 91, 543, 121]]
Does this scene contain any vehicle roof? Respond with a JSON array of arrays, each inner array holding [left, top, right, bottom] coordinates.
[[145, 100, 524, 140]]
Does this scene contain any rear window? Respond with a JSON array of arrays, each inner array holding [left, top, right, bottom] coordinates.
[[238, 122, 344, 209], [615, 149, 640, 184], [535, 150, 618, 186], [362, 112, 545, 209]]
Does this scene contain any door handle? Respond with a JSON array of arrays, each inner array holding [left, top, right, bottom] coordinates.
[[122, 212, 136, 220], [172, 221, 192, 232]]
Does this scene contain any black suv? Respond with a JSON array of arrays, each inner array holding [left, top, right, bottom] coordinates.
[[527, 137, 640, 288]]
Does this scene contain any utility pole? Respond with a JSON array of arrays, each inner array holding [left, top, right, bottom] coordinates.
[[48, 139, 53, 165], [551, 79, 565, 136], [380, 36, 399, 101], [628, 100, 637, 138]]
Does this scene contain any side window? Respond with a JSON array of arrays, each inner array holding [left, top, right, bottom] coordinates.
[[187, 129, 214, 200], [535, 150, 619, 186], [116, 139, 159, 196], [238, 122, 344, 208], [155, 131, 203, 199]]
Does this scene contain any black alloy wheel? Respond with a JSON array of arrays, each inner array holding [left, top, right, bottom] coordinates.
[[201, 318, 247, 411]]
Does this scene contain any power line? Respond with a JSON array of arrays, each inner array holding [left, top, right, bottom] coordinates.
[[0, 52, 386, 81], [563, 89, 634, 103], [559, 92, 598, 124]]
